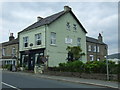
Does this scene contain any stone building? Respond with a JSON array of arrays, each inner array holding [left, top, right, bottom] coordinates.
[[86, 33, 108, 61], [0, 33, 19, 66], [18, 6, 87, 70]]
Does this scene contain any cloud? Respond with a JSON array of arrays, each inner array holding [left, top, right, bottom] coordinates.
[[1, 2, 118, 55]]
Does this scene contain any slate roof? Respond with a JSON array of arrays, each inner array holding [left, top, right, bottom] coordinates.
[[19, 10, 87, 33], [1, 38, 19, 46], [86, 36, 106, 45]]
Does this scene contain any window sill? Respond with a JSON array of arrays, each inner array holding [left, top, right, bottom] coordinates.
[[50, 44, 57, 47], [35, 45, 42, 47]]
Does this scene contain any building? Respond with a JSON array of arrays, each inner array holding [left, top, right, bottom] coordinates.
[[0, 33, 19, 67], [18, 6, 87, 70], [86, 33, 108, 61]]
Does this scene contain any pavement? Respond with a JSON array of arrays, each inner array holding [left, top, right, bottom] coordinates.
[[2, 70, 119, 89]]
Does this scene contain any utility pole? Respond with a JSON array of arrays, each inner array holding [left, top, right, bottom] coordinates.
[[101, 31, 109, 80], [106, 55, 109, 81]]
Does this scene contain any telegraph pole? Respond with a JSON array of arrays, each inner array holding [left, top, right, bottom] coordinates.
[[101, 31, 109, 80], [106, 55, 109, 81]]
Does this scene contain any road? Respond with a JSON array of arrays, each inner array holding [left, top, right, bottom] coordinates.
[[1, 71, 117, 89]]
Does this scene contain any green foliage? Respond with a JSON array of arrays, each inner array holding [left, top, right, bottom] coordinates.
[[2, 64, 11, 70], [84, 61, 106, 73], [66, 46, 85, 61], [58, 61, 84, 73], [50, 60, 118, 74]]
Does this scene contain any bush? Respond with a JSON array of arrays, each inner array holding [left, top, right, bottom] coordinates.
[[84, 61, 106, 73], [58, 61, 84, 73], [49, 60, 118, 74], [2, 64, 12, 70]]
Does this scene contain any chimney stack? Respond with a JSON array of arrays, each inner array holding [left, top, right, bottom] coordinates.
[[64, 6, 71, 12], [9, 33, 15, 41], [37, 16, 43, 21], [98, 33, 103, 42]]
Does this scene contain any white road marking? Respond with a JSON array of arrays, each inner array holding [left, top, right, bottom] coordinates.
[[1, 82, 21, 90]]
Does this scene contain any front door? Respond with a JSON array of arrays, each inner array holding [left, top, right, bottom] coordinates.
[[28, 53, 35, 70]]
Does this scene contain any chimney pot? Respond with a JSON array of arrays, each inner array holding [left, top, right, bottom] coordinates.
[[37, 16, 43, 21], [98, 33, 103, 42], [9, 33, 14, 41], [64, 6, 71, 12]]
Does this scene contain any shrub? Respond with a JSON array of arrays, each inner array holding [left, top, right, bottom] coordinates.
[[58, 61, 84, 73]]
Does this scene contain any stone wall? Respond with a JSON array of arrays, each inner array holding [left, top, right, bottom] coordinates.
[[44, 71, 118, 81]]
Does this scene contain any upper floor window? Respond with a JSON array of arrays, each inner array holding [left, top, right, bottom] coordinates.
[[93, 46, 96, 52], [35, 33, 42, 45], [23, 36, 28, 47], [12, 47, 16, 56], [88, 45, 91, 51], [77, 38, 81, 46], [66, 22, 70, 30], [73, 24, 77, 31], [2, 48, 5, 56], [51, 32, 56, 45], [65, 36, 72, 44], [97, 46, 100, 52]]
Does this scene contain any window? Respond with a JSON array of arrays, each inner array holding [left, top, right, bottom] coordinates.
[[73, 24, 77, 31], [2, 48, 5, 56], [90, 55, 94, 61], [88, 45, 91, 51], [93, 46, 96, 52], [12, 47, 16, 56], [77, 38, 81, 46], [97, 46, 100, 52], [65, 36, 72, 44], [23, 37, 28, 47], [66, 22, 70, 30], [35, 33, 42, 45], [51, 32, 56, 45]]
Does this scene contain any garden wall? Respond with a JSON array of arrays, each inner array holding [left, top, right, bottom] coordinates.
[[44, 71, 118, 81]]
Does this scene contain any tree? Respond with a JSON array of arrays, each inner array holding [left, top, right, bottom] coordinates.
[[66, 46, 85, 61]]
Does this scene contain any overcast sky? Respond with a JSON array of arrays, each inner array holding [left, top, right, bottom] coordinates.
[[0, 2, 118, 55]]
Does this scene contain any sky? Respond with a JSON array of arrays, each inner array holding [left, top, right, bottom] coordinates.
[[0, 2, 118, 55]]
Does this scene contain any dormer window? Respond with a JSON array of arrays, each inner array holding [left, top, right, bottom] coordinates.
[[66, 22, 70, 30], [73, 24, 77, 31], [35, 33, 42, 45]]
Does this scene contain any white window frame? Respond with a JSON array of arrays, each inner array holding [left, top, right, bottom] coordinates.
[[77, 38, 81, 46], [88, 45, 91, 51], [93, 46, 96, 52], [35, 33, 42, 46], [90, 55, 94, 61], [2, 48, 5, 56], [97, 46, 100, 52], [23, 36, 28, 47], [65, 36, 72, 44], [12, 47, 16, 56], [50, 32, 56, 45]]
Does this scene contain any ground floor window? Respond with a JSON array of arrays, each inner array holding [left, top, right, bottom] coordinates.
[[90, 55, 94, 61]]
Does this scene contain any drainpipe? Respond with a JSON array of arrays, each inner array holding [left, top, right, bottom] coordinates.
[[45, 24, 48, 68]]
